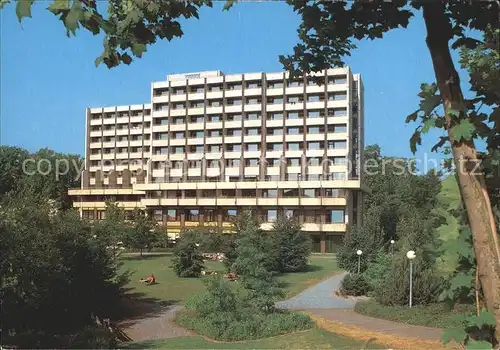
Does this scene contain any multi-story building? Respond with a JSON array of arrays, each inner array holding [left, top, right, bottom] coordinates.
[[69, 68, 366, 253]]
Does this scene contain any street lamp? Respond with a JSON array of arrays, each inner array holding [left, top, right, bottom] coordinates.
[[356, 249, 363, 274], [390, 239, 395, 254], [406, 250, 416, 308]]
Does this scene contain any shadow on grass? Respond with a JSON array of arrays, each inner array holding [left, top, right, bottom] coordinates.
[[120, 252, 173, 261]]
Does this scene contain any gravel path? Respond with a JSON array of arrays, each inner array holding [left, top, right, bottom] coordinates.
[[276, 272, 356, 309], [120, 304, 192, 342]]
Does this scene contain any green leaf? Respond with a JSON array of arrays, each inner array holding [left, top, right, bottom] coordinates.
[[64, 2, 84, 36], [451, 119, 475, 141], [48, 0, 70, 11], [449, 274, 472, 291], [223, 0, 236, 11], [0, 0, 10, 10], [472, 310, 496, 327], [448, 107, 462, 118], [405, 110, 418, 123], [442, 327, 467, 344], [465, 340, 493, 350], [16, 0, 34, 22], [131, 43, 147, 57], [422, 118, 436, 134]]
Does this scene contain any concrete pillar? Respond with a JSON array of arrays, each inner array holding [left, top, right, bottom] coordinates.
[[320, 233, 326, 253]]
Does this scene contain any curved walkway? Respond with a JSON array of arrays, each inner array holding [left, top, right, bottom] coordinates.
[[277, 272, 445, 345]]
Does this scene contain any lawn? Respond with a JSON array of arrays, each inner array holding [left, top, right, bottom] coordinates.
[[124, 327, 384, 349], [120, 253, 339, 303], [355, 299, 475, 329]]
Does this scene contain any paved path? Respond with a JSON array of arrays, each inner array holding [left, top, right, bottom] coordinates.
[[277, 272, 443, 343], [120, 305, 192, 342], [276, 272, 356, 309]]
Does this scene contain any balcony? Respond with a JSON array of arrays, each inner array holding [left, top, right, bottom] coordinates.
[[206, 121, 223, 130], [225, 120, 242, 129], [170, 123, 186, 131], [225, 89, 242, 98], [187, 92, 204, 101], [152, 94, 169, 103], [170, 109, 186, 117], [266, 104, 283, 112], [225, 105, 242, 113], [170, 94, 186, 102], [206, 91, 223, 100], [244, 104, 262, 112], [244, 87, 262, 96], [206, 106, 223, 114], [187, 122, 204, 130], [90, 118, 102, 126]]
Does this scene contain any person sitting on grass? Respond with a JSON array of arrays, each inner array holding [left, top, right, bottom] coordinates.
[[139, 274, 156, 285]]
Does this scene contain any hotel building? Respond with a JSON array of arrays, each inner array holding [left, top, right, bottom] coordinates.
[[69, 68, 366, 253]]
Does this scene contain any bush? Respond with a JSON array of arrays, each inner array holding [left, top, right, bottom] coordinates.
[[339, 273, 369, 296], [355, 299, 475, 329], [177, 277, 313, 341], [271, 216, 311, 273], [373, 253, 445, 306], [171, 235, 204, 277], [363, 251, 391, 295]]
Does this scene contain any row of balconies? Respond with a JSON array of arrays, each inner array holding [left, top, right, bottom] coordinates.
[[152, 100, 348, 117], [90, 115, 151, 126], [151, 85, 349, 104]]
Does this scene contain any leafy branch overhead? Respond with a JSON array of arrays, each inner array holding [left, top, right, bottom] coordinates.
[[5, 0, 216, 68]]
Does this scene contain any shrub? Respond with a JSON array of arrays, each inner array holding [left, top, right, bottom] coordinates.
[[271, 216, 311, 273], [171, 235, 204, 277], [339, 273, 369, 296], [363, 251, 391, 295]]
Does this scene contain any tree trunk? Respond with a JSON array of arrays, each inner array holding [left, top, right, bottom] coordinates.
[[422, 3, 500, 340]]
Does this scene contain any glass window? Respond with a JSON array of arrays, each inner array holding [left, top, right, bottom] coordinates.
[[174, 132, 185, 139], [288, 96, 301, 103], [329, 209, 345, 223], [246, 159, 258, 166], [166, 209, 178, 221], [308, 142, 322, 150], [208, 115, 221, 122], [308, 126, 321, 134], [191, 131, 204, 138], [286, 173, 299, 181], [329, 92, 347, 100], [227, 159, 240, 167], [246, 128, 260, 136], [303, 189, 316, 198], [246, 113, 260, 120], [308, 110, 322, 118], [191, 116, 204, 123], [329, 108, 347, 117], [331, 156, 346, 165], [246, 98, 260, 105], [227, 144, 242, 152], [210, 85, 221, 92], [209, 130, 221, 137], [209, 145, 221, 152], [264, 189, 278, 198], [268, 82, 283, 89], [267, 143, 283, 151], [287, 143, 301, 151], [287, 127, 301, 135], [328, 140, 347, 149], [307, 95, 321, 102], [329, 76, 347, 84], [228, 83, 242, 90], [227, 129, 242, 136], [246, 144, 259, 151], [174, 146, 184, 154], [287, 80, 303, 87], [247, 82, 260, 89], [229, 98, 242, 105], [226, 114, 242, 121], [330, 124, 347, 133], [308, 157, 320, 166], [186, 209, 200, 221], [210, 100, 222, 107], [287, 112, 301, 119], [287, 158, 300, 166], [266, 209, 277, 222], [268, 112, 283, 120], [268, 97, 283, 104]]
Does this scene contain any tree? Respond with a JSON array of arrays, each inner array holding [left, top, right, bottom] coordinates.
[[271, 215, 311, 273], [124, 209, 158, 257], [171, 233, 204, 278], [279, 1, 500, 335]]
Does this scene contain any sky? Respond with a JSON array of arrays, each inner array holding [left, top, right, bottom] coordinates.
[[1, 1, 472, 169]]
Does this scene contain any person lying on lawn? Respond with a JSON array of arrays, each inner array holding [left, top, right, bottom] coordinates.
[[139, 274, 156, 285]]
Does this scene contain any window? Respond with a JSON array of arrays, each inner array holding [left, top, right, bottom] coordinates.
[[225, 209, 238, 220], [268, 112, 283, 120], [226, 113, 242, 121], [246, 128, 260, 136], [267, 128, 283, 135], [328, 75, 347, 84], [263, 189, 278, 198], [307, 78, 321, 86], [286, 173, 299, 181], [173, 146, 185, 154], [247, 81, 261, 89], [227, 98, 242, 105], [303, 189, 316, 198], [331, 156, 346, 165], [246, 113, 260, 120], [186, 209, 200, 221], [326, 189, 345, 198], [190, 115, 204, 123], [266, 209, 277, 222], [227, 83, 242, 90], [287, 96, 301, 103], [268, 97, 283, 104], [191, 130, 204, 138], [155, 133, 168, 140], [246, 159, 258, 166], [267, 143, 283, 151], [328, 92, 347, 100], [287, 143, 302, 151], [307, 95, 322, 102], [173, 117, 184, 125], [209, 145, 221, 152], [246, 98, 261, 105], [287, 80, 303, 87], [227, 128, 242, 136], [155, 103, 169, 111], [166, 209, 178, 221], [227, 159, 240, 167], [154, 118, 168, 126], [307, 110, 322, 118], [190, 101, 204, 108], [330, 172, 346, 180], [287, 127, 301, 135], [329, 209, 345, 223], [210, 85, 222, 92], [308, 126, 321, 134], [308, 157, 320, 166], [329, 124, 347, 133], [173, 88, 185, 95], [190, 86, 204, 93], [174, 103, 185, 110], [267, 158, 282, 167], [190, 145, 204, 153], [246, 144, 259, 151], [328, 140, 347, 149], [155, 147, 168, 155], [287, 112, 302, 119], [268, 81, 283, 89], [208, 115, 221, 122], [209, 130, 221, 137], [227, 144, 242, 152], [287, 158, 300, 166], [328, 108, 347, 117], [308, 142, 322, 150], [204, 209, 216, 222], [174, 132, 185, 139], [208, 160, 219, 168], [209, 100, 222, 107]]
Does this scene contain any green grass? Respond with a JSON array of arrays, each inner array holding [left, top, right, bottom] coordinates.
[[355, 299, 475, 329], [120, 254, 339, 303], [124, 327, 384, 349]]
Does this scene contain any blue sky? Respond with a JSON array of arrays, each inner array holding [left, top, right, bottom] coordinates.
[[1, 2, 470, 167]]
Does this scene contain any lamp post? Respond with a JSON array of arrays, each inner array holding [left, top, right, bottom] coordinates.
[[406, 250, 416, 308], [356, 249, 363, 274], [390, 239, 395, 254]]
